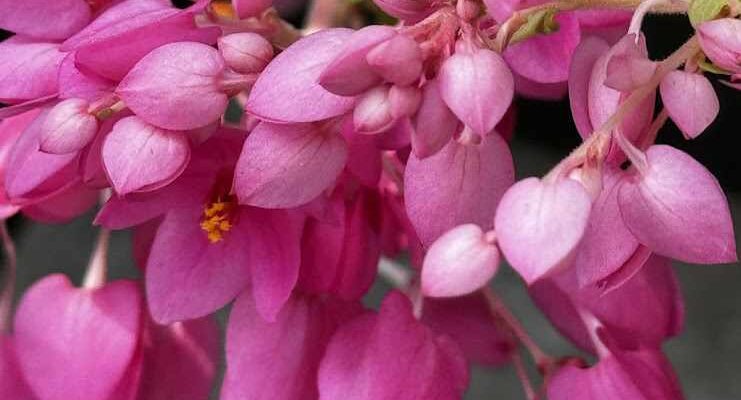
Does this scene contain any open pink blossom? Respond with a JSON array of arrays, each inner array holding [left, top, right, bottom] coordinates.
[[422, 224, 500, 298], [318, 291, 469, 399], [531, 256, 684, 352], [222, 292, 361, 399], [548, 331, 684, 400], [660, 70, 719, 139], [405, 132, 514, 246], [618, 145, 737, 264], [495, 176, 592, 284], [14, 275, 142, 400], [96, 133, 305, 323]]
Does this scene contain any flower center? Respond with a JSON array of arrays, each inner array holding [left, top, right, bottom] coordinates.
[[200, 196, 236, 243]]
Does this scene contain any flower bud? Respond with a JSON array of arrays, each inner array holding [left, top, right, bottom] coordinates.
[[388, 85, 421, 119], [39, 98, 99, 154], [698, 18, 741, 73], [218, 33, 274, 74], [422, 224, 500, 298], [353, 85, 395, 134], [366, 34, 423, 86]]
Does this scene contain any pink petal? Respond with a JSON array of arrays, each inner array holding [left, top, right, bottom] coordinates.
[[372, 0, 435, 22], [244, 209, 304, 321], [0, 37, 64, 103], [39, 98, 99, 154], [14, 275, 142, 400], [504, 13, 581, 83], [102, 116, 191, 195], [318, 291, 469, 399], [65, 1, 220, 81], [246, 28, 356, 123], [0, 0, 90, 40], [233, 0, 272, 18], [574, 167, 639, 286], [569, 37, 611, 138], [411, 80, 458, 158], [145, 207, 251, 324], [221, 292, 361, 400], [58, 53, 115, 102], [137, 317, 220, 400], [234, 121, 347, 209], [514, 72, 569, 100], [0, 337, 35, 399], [618, 145, 736, 263], [405, 134, 514, 246], [495, 177, 592, 284], [341, 121, 382, 186], [319, 25, 395, 96], [421, 294, 515, 366], [353, 85, 395, 134], [422, 224, 500, 298], [62, 0, 174, 50], [438, 47, 514, 135], [117, 42, 228, 130], [298, 190, 380, 300], [604, 40, 657, 92], [698, 18, 741, 73], [4, 109, 79, 202], [588, 36, 655, 150], [366, 34, 423, 86], [22, 184, 99, 223], [660, 71, 719, 139], [530, 256, 684, 353], [548, 341, 683, 400]]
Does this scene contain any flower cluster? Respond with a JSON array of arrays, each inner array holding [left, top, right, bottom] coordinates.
[[0, 0, 739, 398]]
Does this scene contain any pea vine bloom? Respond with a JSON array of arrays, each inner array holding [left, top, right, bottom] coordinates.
[[0, 0, 739, 398]]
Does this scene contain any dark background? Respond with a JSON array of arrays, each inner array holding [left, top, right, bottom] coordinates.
[[2, 6, 740, 400]]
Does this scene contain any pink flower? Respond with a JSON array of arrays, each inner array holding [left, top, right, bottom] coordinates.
[[318, 291, 469, 399], [96, 132, 305, 323]]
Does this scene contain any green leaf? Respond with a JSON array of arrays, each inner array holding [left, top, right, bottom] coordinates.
[[698, 57, 732, 75], [688, 0, 729, 27], [509, 9, 560, 45]]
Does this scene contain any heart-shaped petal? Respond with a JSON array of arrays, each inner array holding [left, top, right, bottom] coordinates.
[[102, 116, 191, 196], [617, 145, 736, 263], [495, 177, 592, 284], [660, 70, 719, 139], [422, 224, 500, 298]]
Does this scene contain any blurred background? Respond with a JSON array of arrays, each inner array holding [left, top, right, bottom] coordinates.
[[2, 4, 740, 400]]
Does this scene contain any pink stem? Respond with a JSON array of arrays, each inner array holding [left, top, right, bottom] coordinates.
[[513, 351, 538, 400], [0, 223, 16, 333], [82, 228, 111, 290], [483, 288, 555, 369]]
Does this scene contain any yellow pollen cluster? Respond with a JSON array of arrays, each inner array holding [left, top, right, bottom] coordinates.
[[200, 200, 233, 243]]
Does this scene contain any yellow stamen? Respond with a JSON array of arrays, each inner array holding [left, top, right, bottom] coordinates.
[[200, 199, 234, 243]]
